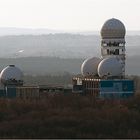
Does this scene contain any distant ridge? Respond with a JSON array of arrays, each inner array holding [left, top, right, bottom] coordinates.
[[0, 27, 65, 36], [0, 27, 140, 36]]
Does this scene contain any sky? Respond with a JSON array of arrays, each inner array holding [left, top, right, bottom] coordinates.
[[0, 0, 140, 31]]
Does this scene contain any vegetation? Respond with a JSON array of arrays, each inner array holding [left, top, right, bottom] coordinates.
[[0, 33, 139, 138], [23, 72, 73, 86], [0, 56, 140, 75], [0, 71, 140, 138], [0, 93, 140, 138]]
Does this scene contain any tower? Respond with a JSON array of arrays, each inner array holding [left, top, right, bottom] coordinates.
[[100, 18, 126, 77], [72, 18, 134, 98]]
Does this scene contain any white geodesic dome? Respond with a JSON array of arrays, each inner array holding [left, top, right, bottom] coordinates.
[[81, 57, 101, 76], [98, 57, 123, 77], [101, 18, 126, 39], [0, 65, 23, 85]]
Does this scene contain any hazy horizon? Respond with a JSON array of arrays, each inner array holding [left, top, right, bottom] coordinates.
[[0, 27, 140, 36], [0, 0, 140, 31]]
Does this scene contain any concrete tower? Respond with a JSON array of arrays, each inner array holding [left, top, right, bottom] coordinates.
[[72, 18, 134, 98], [100, 18, 126, 77]]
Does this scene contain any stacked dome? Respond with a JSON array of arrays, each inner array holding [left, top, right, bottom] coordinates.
[[81, 57, 101, 76], [100, 18, 126, 39], [98, 57, 123, 77], [81, 18, 126, 78]]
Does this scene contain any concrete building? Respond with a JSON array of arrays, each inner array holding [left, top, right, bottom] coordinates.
[[72, 18, 134, 99]]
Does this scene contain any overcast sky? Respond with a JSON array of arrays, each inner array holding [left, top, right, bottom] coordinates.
[[0, 0, 140, 31]]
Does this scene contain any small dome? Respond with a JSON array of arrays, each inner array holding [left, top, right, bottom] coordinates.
[[98, 57, 123, 77], [81, 57, 101, 76], [101, 18, 126, 39], [0, 65, 23, 85]]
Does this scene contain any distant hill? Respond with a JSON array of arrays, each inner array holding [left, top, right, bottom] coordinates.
[[0, 27, 64, 36], [0, 33, 139, 75], [0, 57, 83, 75], [0, 56, 139, 76], [0, 27, 140, 36], [0, 34, 139, 58], [0, 34, 101, 58]]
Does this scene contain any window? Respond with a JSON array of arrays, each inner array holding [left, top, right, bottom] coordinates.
[[107, 49, 109, 55], [115, 49, 119, 55]]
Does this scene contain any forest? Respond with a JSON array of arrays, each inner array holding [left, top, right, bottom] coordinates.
[[0, 93, 140, 138], [0, 75, 139, 138], [0, 33, 139, 138]]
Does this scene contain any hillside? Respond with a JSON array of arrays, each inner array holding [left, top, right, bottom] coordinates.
[[0, 34, 139, 58], [0, 34, 139, 75], [0, 56, 139, 76]]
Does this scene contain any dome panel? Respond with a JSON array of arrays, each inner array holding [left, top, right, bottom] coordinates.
[[81, 57, 101, 76], [98, 57, 123, 77], [0, 65, 23, 85], [101, 18, 126, 39]]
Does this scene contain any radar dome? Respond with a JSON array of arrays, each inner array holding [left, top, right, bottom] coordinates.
[[101, 18, 126, 39], [0, 65, 23, 85], [98, 57, 122, 77], [81, 57, 101, 76]]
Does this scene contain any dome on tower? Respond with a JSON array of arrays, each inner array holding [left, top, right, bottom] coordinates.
[[100, 18, 126, 39], [81, 57, 101, 76]]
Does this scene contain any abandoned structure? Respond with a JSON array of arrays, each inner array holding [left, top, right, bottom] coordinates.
[[72, 18, 134, 98]]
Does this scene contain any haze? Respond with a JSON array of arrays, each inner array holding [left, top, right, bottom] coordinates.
[[0, 0, 140, 31]]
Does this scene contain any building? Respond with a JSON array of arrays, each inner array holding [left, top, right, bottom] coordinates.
[[72, 76, 134, 99], [0, 65, 72, 98], [72, 18, 135, 99], [0, 18, 135, 99]]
